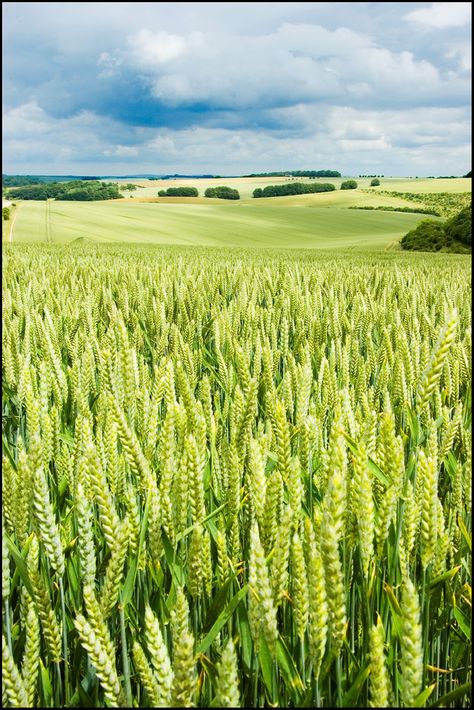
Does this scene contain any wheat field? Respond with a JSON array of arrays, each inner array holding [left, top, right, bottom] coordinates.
[[2, 243, 471, 707]]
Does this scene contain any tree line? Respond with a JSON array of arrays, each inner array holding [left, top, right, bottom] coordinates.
[[5, 181, 123, 201], [244, 170, 341, 178], [253, 182, 336, 198], [158, 187, 199, 197]]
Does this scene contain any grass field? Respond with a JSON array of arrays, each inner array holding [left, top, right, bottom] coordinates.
[[9, 199, 431, 250], [5, 177, 469, 249]]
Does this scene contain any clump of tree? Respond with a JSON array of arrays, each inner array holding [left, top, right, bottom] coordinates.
[[464, 170, 471, 178], [444, 205, 471, 245], [341, 180, 358, 190], [370, 178, 380, 186], [204, 186, 240, 200], [6, 185, 52, 200], [253, 182, 335, 198], [6, 180, 123, 201], [158, 187, 199, 197], [124, 184, 138, 191], [400, 205, 471, 253], [58, 182, 123, 201], [2, 207, 10, 220], [244, 170, 340, 178]]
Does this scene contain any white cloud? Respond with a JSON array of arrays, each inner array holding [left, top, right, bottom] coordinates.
[[404, 3, 471, 29], [97, 51, 124, 79], [147, 135, 178, 155], [446, 45, 471, 71], [3, 4, 471, 176], [103, 145, 139, 157], [127, 29, 191, 67], [3, 102, 141, 164], [114, 21, 463, 111], [3, 101, 53, 135]]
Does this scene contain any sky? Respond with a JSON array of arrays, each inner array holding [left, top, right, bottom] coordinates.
[[2, 2, 471, 176]]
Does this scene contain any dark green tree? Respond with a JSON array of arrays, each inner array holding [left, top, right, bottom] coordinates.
[[252, 182, 335, 198], [400, 220, 446, 251], [205, 186, 240, 200], [444, 205, 471, 245], [158, 187, 199, 197]]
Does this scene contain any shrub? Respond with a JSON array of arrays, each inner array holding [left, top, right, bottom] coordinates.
[[370, 178, 380, 186], [2, 206, 10, 220], [205, 186, 240, 200], [341, 180, 358, 190], [400, 220, 447, 252]]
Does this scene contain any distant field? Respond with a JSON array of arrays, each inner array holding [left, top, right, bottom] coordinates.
[[116, 176, 471, 201], [10, 199, 431, 250], [365, 177, 471, 193]]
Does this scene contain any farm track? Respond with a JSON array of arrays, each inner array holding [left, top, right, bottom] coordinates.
[[8, 204, 19, 243], [46, 199, 52, 243]]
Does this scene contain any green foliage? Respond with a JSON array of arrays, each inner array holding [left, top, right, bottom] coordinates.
[[57, 182, 123, 201], [400, 220, 447, 252], [2, 206, 10, 221], [400, 207, 472, 253], [124, 184, 137, 191], [444, 205, 471, 245], [370, 178, 380, 186], [7, 185, 52, 200], [7, 180, 123, 201], [204, 186, 240, 200], [253, 182, 335, 198], [158, 187, 199, 197], [341, 180, 358, 190]]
